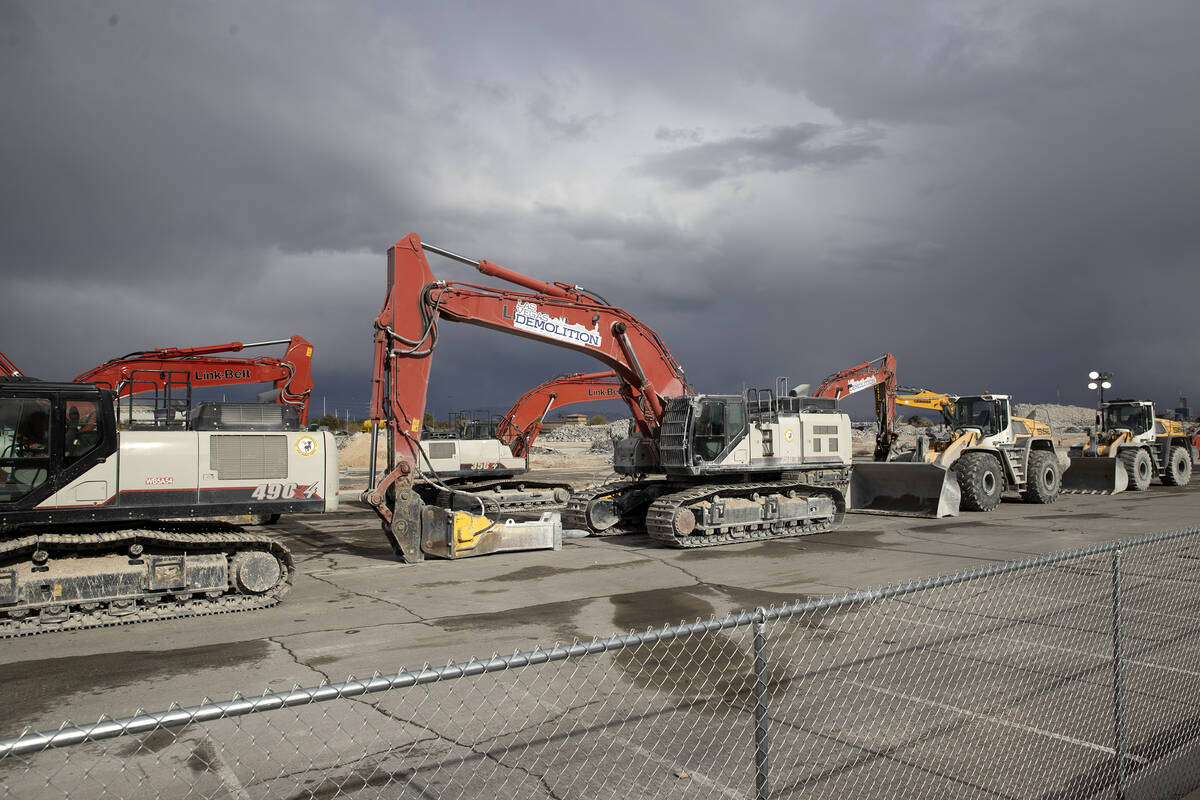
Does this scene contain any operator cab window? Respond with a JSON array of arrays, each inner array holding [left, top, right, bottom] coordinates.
[[64, 399, 103, 465], [693, 398, 746, 462], [0, 397, 51, 503], [1105, 405, 1149, 435], [953, 398, 1002, 437]]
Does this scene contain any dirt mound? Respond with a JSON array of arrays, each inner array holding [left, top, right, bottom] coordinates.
[[1013, 403, 1095, 431], [339, 431, 386, 468]]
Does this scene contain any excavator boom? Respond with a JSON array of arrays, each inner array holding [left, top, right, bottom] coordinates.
[[0, 350, 22, 378], [366, 233, 691, 562], [813, 353, 899, 461], [496, 371, 624, 457], [73, 336, 315, 425]]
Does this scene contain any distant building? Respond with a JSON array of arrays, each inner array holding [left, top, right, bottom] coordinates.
[[1176, 396, 1191, 420], [564, 413, 589, 425]]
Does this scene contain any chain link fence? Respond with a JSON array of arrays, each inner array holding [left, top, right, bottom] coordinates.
[[3, 526, 1200, 799]]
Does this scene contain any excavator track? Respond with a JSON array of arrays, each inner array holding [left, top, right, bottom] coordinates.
[[436, 480, 572, 515], [0, 523, 295, 638], [562, 481, 677, 536], [645, 481, 846, 548]]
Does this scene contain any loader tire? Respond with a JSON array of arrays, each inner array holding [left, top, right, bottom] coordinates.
[[1162, 445, 1192, 487], [1021, 450, 1061, 504], [1120, 448, 1153, 492], [955, 452, 1004, 512]]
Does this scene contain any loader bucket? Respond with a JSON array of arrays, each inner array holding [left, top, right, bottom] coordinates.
[[849, 461, 961, 518], [1060, 457, 1128, 495]]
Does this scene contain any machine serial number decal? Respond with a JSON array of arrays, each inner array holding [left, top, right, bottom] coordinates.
[[464, 462, 500, 470], [145, 476, 175, 486], [295, 435, 318, 456], [507, 301, 603, 348], [250, 482, 322, 501]]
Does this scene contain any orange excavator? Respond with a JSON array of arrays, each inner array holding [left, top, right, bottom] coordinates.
[[73, 336, 315, 426], [812, 353, 899, 462], [400, 371, 628, 518], [364, 234, 853, 562], [496, 370, 622, 457]]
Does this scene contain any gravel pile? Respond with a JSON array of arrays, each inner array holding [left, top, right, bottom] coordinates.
[[542, 420, 632, 442], [1013, 403, 1096, 432]]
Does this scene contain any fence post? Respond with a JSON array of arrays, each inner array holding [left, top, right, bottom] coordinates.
[[1111, 548, 1126, 799], [753, 606, 771, 800]]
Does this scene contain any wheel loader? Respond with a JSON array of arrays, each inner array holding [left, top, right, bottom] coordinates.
[[852, 391, 1066, 515], [1063, 400, 1196, 493]]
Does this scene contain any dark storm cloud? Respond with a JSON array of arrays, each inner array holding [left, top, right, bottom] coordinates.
[[3, 0, 1200, 419], [0, 2, 416, 284], [641, 123, 884, 189]]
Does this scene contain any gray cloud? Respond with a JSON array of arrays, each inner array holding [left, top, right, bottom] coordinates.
[[3, 0, 1200, 422], [641, 124, 884, 189]]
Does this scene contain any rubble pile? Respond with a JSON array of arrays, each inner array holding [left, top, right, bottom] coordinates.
[[1013, 403, 1096, 432], [542, 420, 632, 442]]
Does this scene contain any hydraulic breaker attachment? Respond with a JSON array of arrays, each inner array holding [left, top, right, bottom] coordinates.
[[419, 507, 562, 560], [1060, 457, 1128, 495], [848, 461, 961, 518]]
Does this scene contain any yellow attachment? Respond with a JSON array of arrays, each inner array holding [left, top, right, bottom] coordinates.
[[896, 390, 953, 412], [1095, 430, 1132, 456], [924, 429, 979, 467], [451, 510, 495, 554]]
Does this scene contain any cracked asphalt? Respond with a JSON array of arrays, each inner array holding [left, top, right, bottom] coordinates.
[[2, 468, 1198, 745]]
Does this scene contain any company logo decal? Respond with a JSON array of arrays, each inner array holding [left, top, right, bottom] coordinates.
[[847, 376, 878, 393], [194, 368, 252, 381], [295, 435, 318, 456], [511, 302, 602, 348]]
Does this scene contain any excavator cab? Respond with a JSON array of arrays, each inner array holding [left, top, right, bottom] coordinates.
[[692, 397, 747, 462], [0, 379, 117, 511]]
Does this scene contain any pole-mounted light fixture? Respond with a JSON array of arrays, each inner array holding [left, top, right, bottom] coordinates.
[[1087, 371, 1113, 405]]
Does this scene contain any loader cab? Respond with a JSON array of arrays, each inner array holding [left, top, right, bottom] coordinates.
[[0, 379, 117, 509], [949, 395, 1009, 439], [1102, 402, 1153, 437]]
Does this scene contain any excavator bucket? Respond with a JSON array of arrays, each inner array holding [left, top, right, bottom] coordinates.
[[1060, 457, 1128, 495], [849, 461, 961, 518]]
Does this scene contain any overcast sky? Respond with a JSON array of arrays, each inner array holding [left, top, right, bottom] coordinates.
[[3, 1, 1199, 422]]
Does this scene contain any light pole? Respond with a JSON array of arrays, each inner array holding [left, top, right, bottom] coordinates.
[[1088, 370, 1113, 407]]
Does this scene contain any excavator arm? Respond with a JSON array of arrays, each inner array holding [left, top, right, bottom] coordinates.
[[813, 353, 899, 461], [0, 349, 22, 378], [495, 371, 624, 457], [73, 336, 315, 424], [894, 389, 954, 414], [365, 233, 691, 560]]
